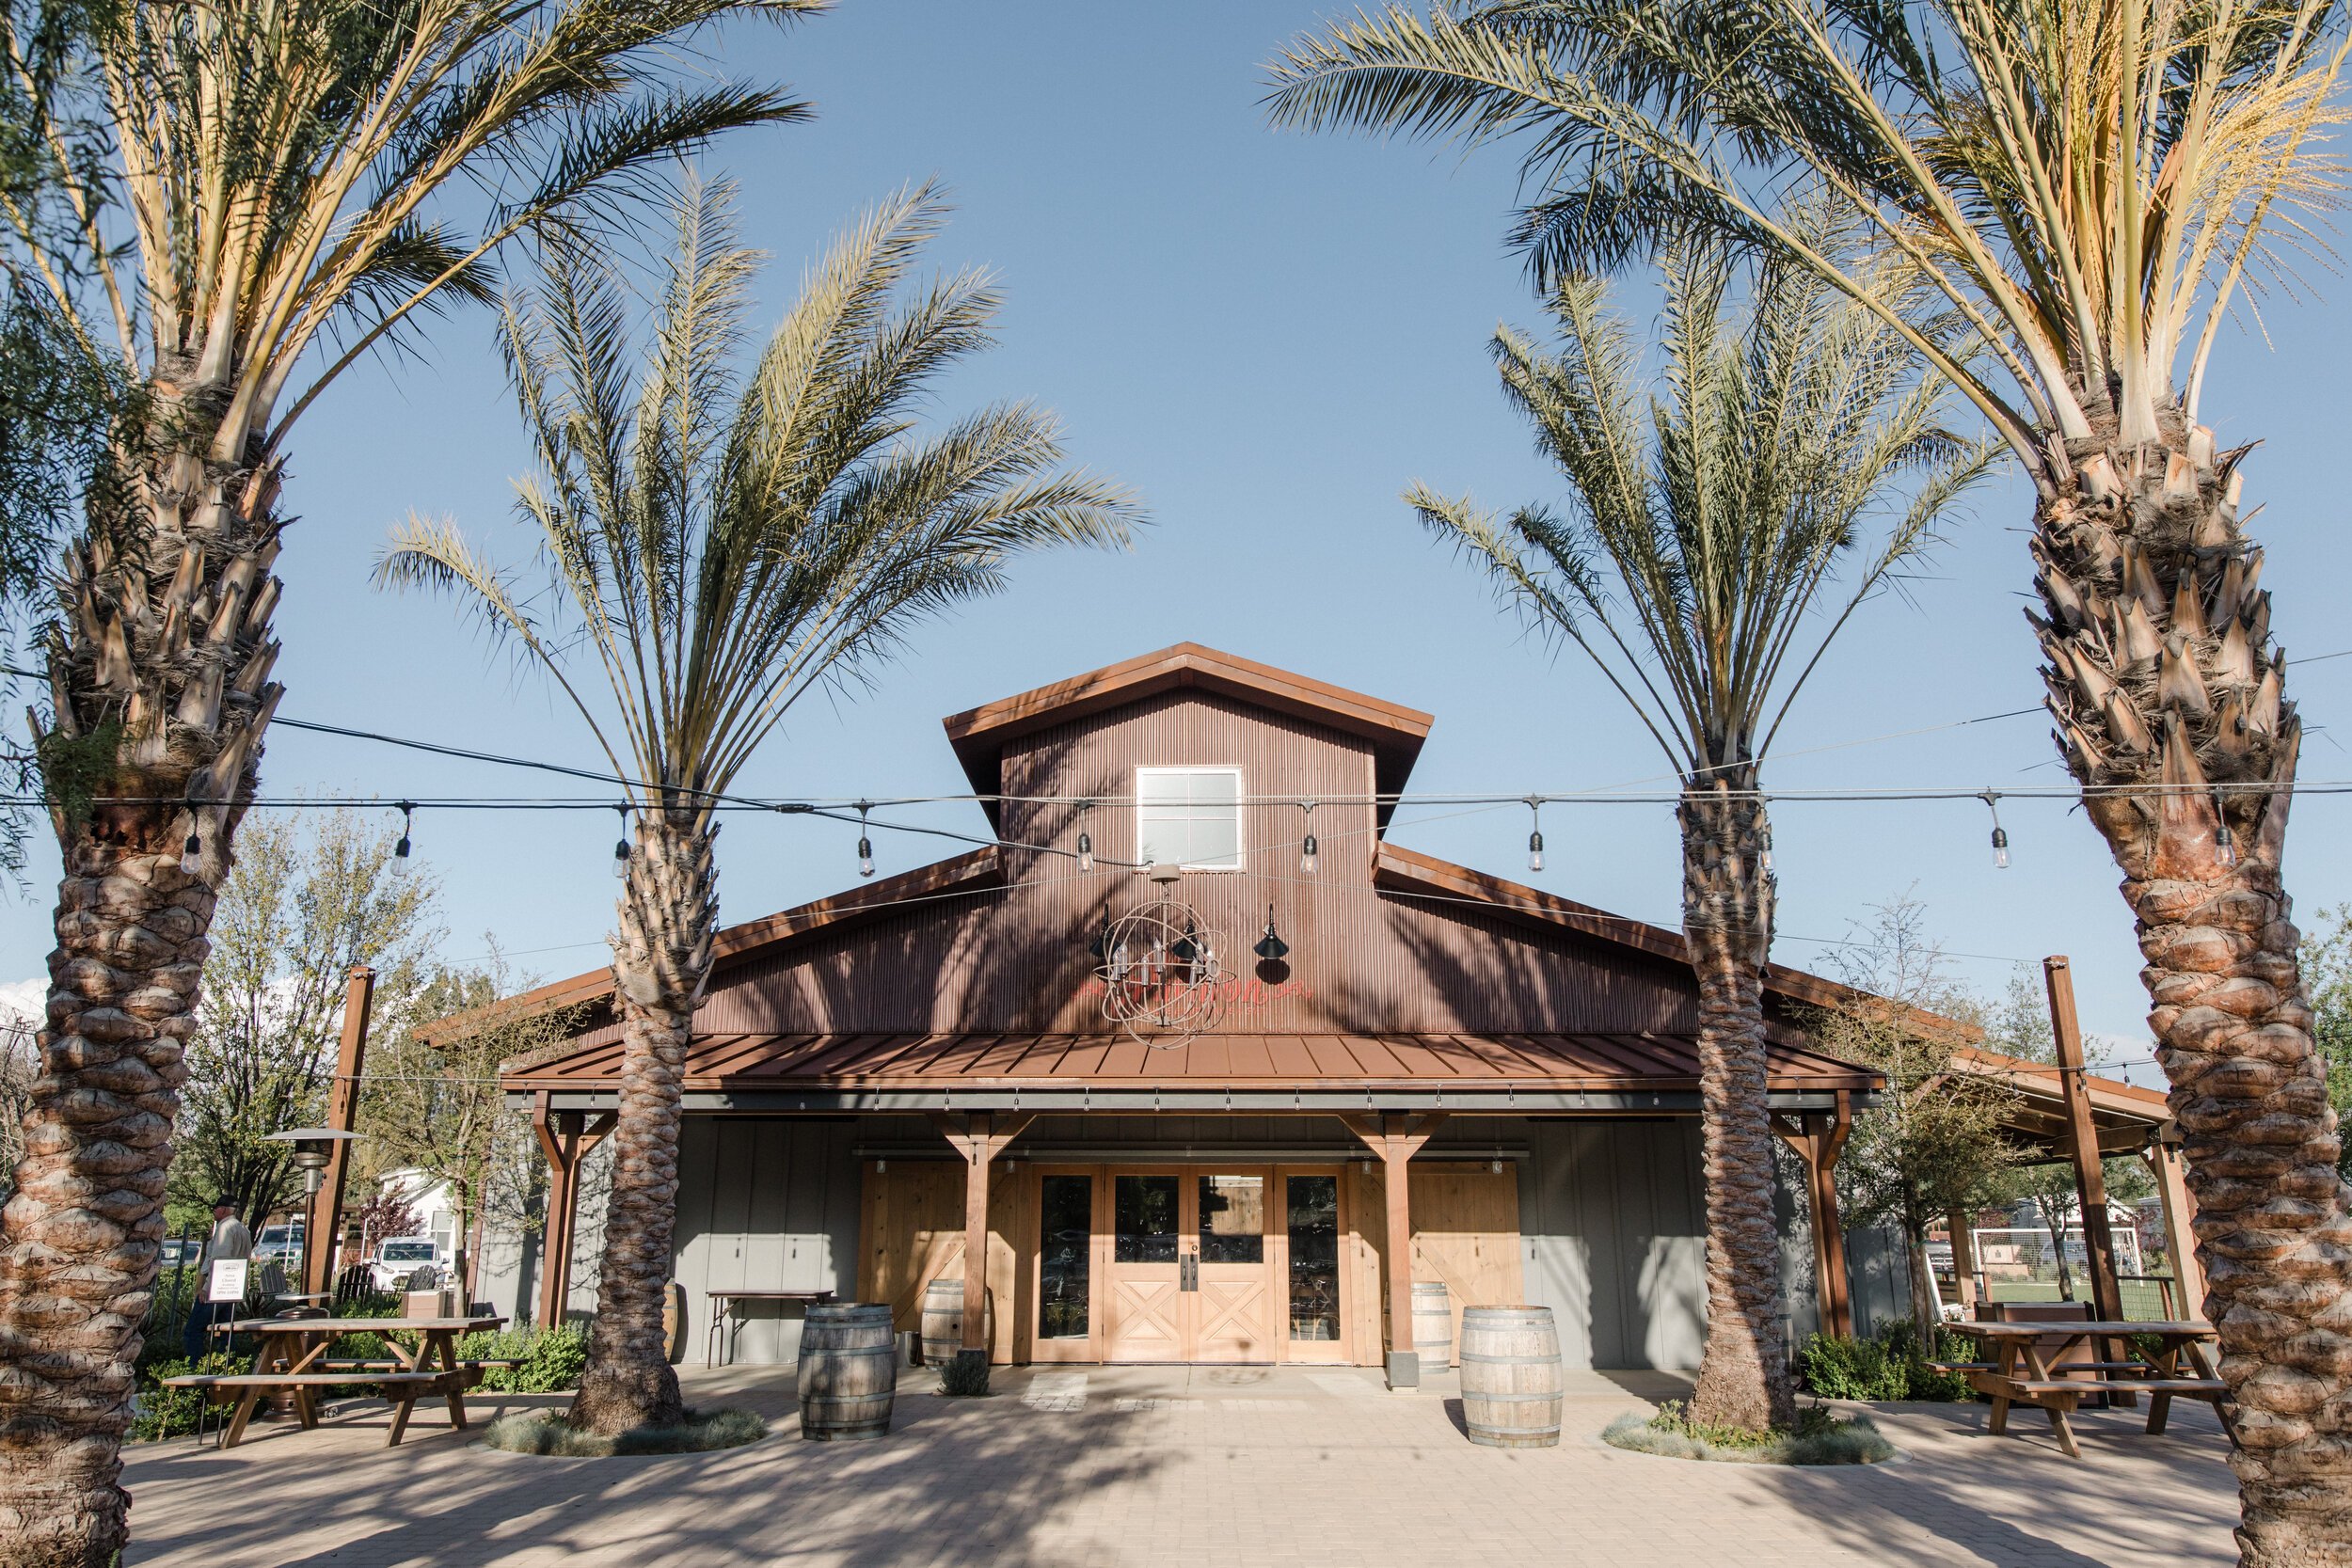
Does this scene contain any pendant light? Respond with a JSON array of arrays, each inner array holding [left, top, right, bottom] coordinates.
[[1298, 800, 1318, 875], [611, 803, 631, 879], [1979, 789, 2010, 868], [391, 801, 415, 876], [1076, 800, 1094, 873], [1253, 905, 1289, 961], [856, 801, 875, 879], [2214, 790, 2237, 869], [180, 804, 203, 878], [1526, 796, 1545, 874]]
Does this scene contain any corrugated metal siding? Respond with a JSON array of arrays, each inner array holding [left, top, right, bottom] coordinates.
[[665, 1118, 861, 1365], [1520, 1119, 1708, 1370]]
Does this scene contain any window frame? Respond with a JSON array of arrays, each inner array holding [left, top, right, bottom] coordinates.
[[1133, 765, 1246, 872]]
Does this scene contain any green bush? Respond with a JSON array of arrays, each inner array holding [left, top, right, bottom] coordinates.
[[939, 1350, 991, 1396], [1799, 1319, 1974, 1402], [1603, 1403, 1896, 1465], [483, 1406, 766, 1457], [128, 1353, 242, 1441], [460, 1323, 588, 1392]]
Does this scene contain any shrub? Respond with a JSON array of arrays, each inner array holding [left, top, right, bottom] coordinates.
[[128, 1353, 242, 1442], [939, 1350, 991, 1396], [460, 1323, 588, 1392], [483, 1406, 767, 1457], [1799, 1319, 1974, 1402], [1601, 1402, 1896, 1465]]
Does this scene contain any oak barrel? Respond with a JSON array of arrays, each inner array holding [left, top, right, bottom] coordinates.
[[920, 1276, 994, 1366], [1458, 1306, 1563, 1449], [1411, 1280, 1454, 1372], [796, 1304, 896, 1441]]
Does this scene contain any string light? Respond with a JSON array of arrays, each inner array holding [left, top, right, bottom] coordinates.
[[1980, 790, 2010, 869], [1075, 800, 1094, 874], [1298, 800, 1318, 875], [391, 801, 415, 876], [180, 804, 202, 878], [2214, 791, 2237, 869], [856, 801, 875, 879], [611, 804, 630, 879], [1526, 797, 1545, 874]]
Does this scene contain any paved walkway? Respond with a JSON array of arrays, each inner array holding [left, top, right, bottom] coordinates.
[[121, 1363, 2238, 1567]]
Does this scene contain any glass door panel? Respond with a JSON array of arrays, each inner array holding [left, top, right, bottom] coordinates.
[[1039, 1175, 1092, 1341], [1286, 1175, 1341, 1344], [1198, 1175, 1265, 1263], [1115, 1175, 1180, 1262], [1193, 1171, 1273, 1362], [1105, 1173, 1184, 1360]]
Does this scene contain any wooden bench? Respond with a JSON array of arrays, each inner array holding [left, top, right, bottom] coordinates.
[[2092, 1377, 2234, 1437], [161, 1370, 456, 1447]]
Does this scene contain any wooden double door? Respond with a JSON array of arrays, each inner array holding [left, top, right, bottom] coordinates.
[[1032, 1164, 1351, 1364]]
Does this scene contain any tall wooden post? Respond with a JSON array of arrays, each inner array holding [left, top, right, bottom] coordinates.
[[1947, 1208, 1980, 1314], [1342, 1111, 1445, 1388], [305, 966, 374, 1297], [2044, 957, 2122, 1323], [532, 1096, 613, 1327], [928, 1111, 1035, 1361], [2146, 1136, 2207, 1320], [1775, 1093, 1852, 1338]]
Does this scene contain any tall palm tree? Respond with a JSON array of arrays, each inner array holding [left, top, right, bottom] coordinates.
[[1268, 6, 2352, 1546], [378, 176, 1137, 1433], [1406, 215, 1994, 1432], [0, 4, 814, 1560]]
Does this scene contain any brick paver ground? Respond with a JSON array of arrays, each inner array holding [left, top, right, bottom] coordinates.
[[119, 1363, 2238, 1567]]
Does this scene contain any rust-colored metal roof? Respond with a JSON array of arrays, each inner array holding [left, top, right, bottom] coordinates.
[[943, 642, 1435, 832], [501, 1028, 1880, 1096]]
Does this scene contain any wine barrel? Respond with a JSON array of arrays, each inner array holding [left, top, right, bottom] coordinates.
[[920, 1276, 994, 1366], [660, 1282, 687, 1364], [796, 1304, 896, 1441], [1458, 1306, 1563, 1449], [1411, 1280, 1454, 1372]]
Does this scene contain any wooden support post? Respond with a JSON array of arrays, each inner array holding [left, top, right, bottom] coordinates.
[[2146, 1134, 2207, 1320], [1776, 1096, 1854, 1338], [2044, 958, 2123, 1323], [1340, 1111, 1446, 1387], [305, 966, 374, 1298], [532, 1096, 614, 1328], [928, 1111, 1036, 1359], [1947, 1208, 1979, 1314]]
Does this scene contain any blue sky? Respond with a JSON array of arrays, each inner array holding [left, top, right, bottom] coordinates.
[[7, 2, 2349, 1055]]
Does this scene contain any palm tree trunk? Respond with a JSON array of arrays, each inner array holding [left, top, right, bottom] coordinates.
[[0, 403, 282, 1566], [1680, 774, 1798, 1433], [2035, 419, 2352, 1563], [569, 812, 717, 1435]]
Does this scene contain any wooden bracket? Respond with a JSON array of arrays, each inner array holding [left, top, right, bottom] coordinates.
[[1338, 1111, 1447, 1159], [928, 1110, 1036, 1163]]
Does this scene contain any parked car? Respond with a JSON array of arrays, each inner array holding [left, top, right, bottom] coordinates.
[[367, 1237, 445, 1292], [252, 1222, 305, 1265], [158, 1237, 198, 1270]]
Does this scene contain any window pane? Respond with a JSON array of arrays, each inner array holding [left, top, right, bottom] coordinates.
[[1040, 1176, 1091, 1339], [1199, 1175, 1264, 1264], [1288, 1176, 1340, 1341], [1115, 1175, 1179, 1264], [1188, 770, 1240, 806], [1135, 769, 1241, 868], [1187, 811, 1240, 868], [1137, 806, 1188, 868]]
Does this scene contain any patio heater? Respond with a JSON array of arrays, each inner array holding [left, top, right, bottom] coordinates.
[[266, 1128, 360, 1310]]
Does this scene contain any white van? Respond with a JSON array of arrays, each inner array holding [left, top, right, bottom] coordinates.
[[367, 1237, 444, 1291]]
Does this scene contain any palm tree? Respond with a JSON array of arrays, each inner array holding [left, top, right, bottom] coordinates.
[[377, 176, 1137, 1433], [0, 4, 813, 1559], [1267, 5, 2352, 1545], [1405, 214, 1993, 1431]]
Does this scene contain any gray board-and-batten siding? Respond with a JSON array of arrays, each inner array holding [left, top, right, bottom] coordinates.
[[479, 1112, 1885, 1370]]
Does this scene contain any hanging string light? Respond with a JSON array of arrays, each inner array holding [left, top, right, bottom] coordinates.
[[856, 801, 876, 879], [1075, 800, 1094, 873], [180, 800, 203, 878], [2214, 790, 2237, 869], [1526, 796, 1545, 873], [1980, 789, 2010, 869], [611, 804, 632, 879], [391, 801, 416, 876], [1298, 800, 1318, 875]]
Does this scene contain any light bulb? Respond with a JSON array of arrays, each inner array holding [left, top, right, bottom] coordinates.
[[1992, 826, 2010, 869], [180, 831, 202, 878], [1528, 830, 1545, 874], [2217, 824, 2237, 869], [612, 837, 629, 878], [858, 835, 875, 878], [1077, 831, 1093, 873], [1299, 833, 1318, 875], [392, 834, 412, 874]]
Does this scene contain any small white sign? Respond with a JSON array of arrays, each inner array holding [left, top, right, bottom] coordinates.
[[204, 1258, 248, 1304]]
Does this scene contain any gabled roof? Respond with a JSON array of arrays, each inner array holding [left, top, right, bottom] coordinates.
[[942, 642, 1435, 832]]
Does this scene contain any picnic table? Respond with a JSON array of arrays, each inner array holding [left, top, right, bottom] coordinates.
[[163, 1314, 504, 1449], [1949, 1318, 2236, 1458], [705, 1288, 833, 1367]]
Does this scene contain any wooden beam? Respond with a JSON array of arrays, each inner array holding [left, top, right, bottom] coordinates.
[[532, 1101, 587, 1330], [927, 1112, 1035, 1355], [2045, 958, 2122, 1323], [1335, 1113, 1445, 1386], [1947, 1208, 1979, 1314], [2146, 1137, 2207, 1319], [306, 966, 375, 1298], [1806, 1103, 1853, 1340]]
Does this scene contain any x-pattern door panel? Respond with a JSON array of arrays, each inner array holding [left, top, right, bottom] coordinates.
[[1102, 1167, 1276, 1362]]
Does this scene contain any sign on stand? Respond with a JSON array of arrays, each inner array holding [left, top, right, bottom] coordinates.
[[204, 1257, 248, 1304]]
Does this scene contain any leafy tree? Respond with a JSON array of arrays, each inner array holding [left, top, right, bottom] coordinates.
[[1268, 8, 2352, 1548], [168, 809, 438, 1229], [1392, 204, 1993, 1431], [2298, 905, 2352, 1183], [1813, 897, 2019, 1336], [0, 4, 816, 1559], [378, 177, 1138, 1433]]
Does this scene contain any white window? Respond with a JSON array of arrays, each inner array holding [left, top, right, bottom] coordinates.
[[1136, 768, 1243, 870]]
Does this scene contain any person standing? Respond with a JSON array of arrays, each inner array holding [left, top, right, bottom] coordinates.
[[182, 1199, 252, 1358]]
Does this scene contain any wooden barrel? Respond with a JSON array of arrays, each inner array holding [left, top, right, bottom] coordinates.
[[796, 1304, 896, 1441], [1411, 1280, 1454, 1372], [1458, 1306, 1563, 1449], [920, 1276, 993, 1366], [660, 1282, 687, 1364]]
